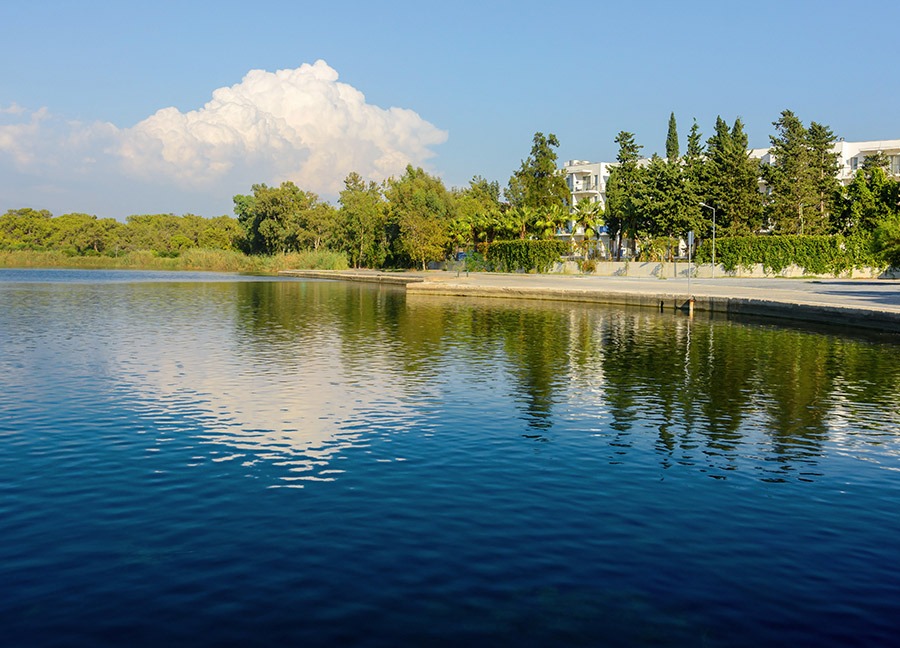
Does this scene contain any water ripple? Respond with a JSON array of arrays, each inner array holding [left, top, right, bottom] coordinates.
[[2, 271, 900, 646]]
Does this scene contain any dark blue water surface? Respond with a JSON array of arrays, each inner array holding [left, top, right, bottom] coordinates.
[[1, 269, 899, 647]]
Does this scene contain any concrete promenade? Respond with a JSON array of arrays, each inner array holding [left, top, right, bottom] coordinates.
[[279, 269, 900, 333]]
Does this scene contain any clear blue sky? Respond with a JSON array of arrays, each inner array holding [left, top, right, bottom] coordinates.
[[1, 0, 898, 219]]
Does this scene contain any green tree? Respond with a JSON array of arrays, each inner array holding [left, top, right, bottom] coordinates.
[[874, 212, 900, 268], [197, 215, 242, 250], [534, 204, 569, 239], [862, 151, 891, 172], [704, 117, 762, 236], [807, 121, 841, 227], [450, 176, 504, 249], [684, 120, 704, 175], [643, 155, 696, 258], [385, 165, 454, 269], [666, 112, 680, 161], [337, 172, 388, 268], [0, 208, 53, 249], [507, 132, 570, 211], [506, 205, 538, 241], [763, 110, 837, 235], [572, 198, 604, 256], [605, 131, 645, 259], [835, 166, 900, 235], [305, 202, 338, 251], [681, 120, 706, 238], [96, 217, 128, 254], [763, 109, 813, 233], [233, 182, 331, 255], [125, 214, 190, 254], [50, 213, 124, 254]]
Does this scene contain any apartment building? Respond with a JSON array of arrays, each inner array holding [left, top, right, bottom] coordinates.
[[835, 139, 900, 180], [750, 138, 900, 183], [562, 160, 614, 210]]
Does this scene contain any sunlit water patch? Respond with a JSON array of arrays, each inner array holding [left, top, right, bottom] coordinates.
[[1, 269, 899, 647]]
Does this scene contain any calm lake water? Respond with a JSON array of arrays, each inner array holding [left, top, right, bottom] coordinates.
[[1, 268, 899, 647]]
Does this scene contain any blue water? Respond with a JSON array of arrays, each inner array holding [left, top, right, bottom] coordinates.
[[1, 269, 899, 646]]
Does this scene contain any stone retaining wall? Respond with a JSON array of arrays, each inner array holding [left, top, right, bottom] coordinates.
[[552, 261, 896, 280]]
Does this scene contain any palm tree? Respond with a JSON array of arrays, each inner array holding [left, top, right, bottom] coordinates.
[[505, 205, 537, 240], [573, 199, 604, 256], [534, 204, 570, 239]]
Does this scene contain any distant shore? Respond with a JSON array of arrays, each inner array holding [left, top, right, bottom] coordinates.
[[0, 249, 347, 273]]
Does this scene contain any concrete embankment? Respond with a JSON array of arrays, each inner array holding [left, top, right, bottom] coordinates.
[[279, 270, 423, 286], [279, 270, 900, 333]]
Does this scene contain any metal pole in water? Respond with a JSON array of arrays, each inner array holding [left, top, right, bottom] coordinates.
[[687, 230, 694, 302]]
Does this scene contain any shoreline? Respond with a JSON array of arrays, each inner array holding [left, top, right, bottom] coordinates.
[[279, 269, 900, 334]]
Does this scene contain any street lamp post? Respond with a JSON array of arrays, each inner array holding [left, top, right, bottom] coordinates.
[[700, 202, 716, 279]]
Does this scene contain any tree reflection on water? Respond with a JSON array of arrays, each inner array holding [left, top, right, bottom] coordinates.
[[400, 293, 900, 480], [226, 281, 900, 482]]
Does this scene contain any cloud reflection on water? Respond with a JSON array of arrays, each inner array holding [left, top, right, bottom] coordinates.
[[109, 280, 419, 487], [11, 275, 896, 487]]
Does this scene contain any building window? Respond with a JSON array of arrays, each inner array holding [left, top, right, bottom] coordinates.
[[891, 155, 900, 175], [850, 157, 858, 172]]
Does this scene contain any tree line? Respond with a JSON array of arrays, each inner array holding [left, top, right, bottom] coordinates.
[[0, 210, 242, 257], [232, 132, 574, 270], [604, 110, 900, 266], [3, 110, 899, 269]]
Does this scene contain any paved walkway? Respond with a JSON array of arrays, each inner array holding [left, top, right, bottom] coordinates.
[[280, 270, 900, 333]]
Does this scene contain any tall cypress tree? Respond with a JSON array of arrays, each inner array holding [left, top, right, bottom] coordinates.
[[682, 119, 705, 236], [605, 131, 645, 259], [764, 110, 839, 235], [764, 110, 816, 233], [666, 112, 680, 161], [807, 121, 840, 227], [705, 117, 763, 236]]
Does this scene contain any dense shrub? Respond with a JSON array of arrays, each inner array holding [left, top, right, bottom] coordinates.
[[694, 234, 882, 275], [485, 240, 568, 273], [462, 251, 490, 272], [873, 215, 900, 269], [0, 249, 349, 273]]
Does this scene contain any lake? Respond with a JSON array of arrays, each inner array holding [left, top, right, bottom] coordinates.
[[1, 269, 898, 647]]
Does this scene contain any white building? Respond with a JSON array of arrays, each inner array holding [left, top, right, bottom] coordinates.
[[562, 160, 614, 210], [750, 139, 900, 183], [834, 139, 900, 181], [559, 160, 615, 257]]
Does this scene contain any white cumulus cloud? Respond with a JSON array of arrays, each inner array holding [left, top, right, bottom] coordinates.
[[1, 102, 27, 115], [119, 60, 447, 193], [0, 61, 447, 214]]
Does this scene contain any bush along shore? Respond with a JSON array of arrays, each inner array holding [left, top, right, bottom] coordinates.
[[0, 249, 349, 273]]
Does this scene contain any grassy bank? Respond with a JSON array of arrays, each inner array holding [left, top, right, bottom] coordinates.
[[0, 249, 349, 273]]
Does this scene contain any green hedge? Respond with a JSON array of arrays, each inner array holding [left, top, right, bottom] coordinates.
[[485, 239, 568, 273], [874, 215, 900, 268], [694, 234, 882, 275]]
